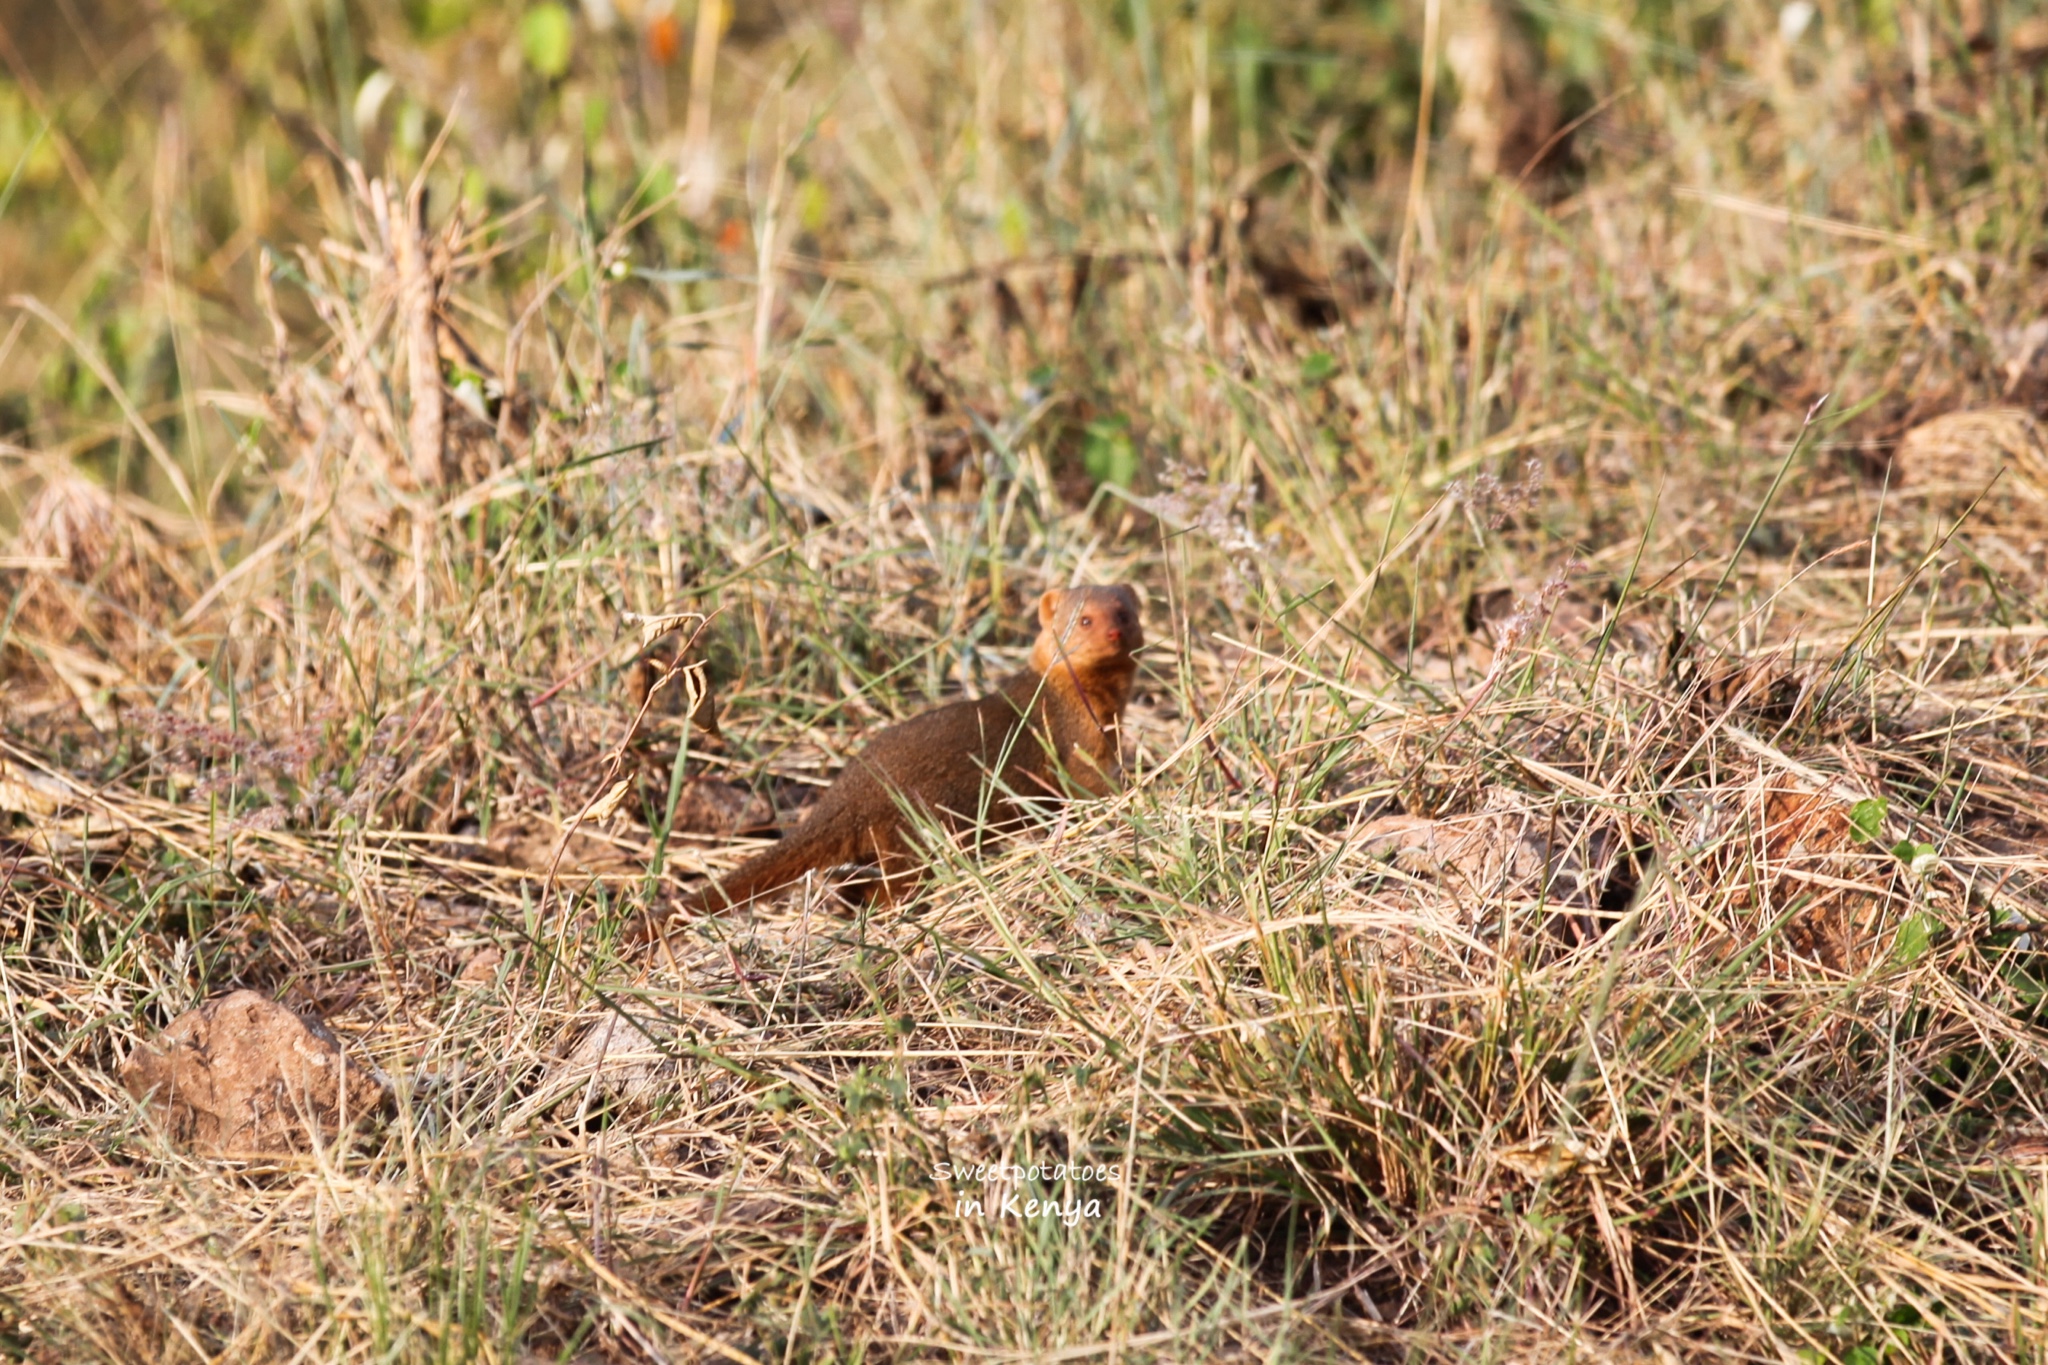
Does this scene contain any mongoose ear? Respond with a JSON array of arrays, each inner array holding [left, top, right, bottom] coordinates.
[[1038, 590, 1064, 626], [1112, 584, 1142, 614]]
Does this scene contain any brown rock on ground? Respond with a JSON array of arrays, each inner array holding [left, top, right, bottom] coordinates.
[[1358, 789, 1621, 914], [458, 945, 504, 985], [545, 1013, 678, 1112], [668, 777, 773, 837], [1896, 408, 2048, 510], [120, 990, 388, 1156]]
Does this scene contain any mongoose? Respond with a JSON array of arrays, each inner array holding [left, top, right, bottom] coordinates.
[[662, 583, 1142, 920]]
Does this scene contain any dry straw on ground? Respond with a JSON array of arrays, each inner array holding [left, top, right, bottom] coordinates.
[[5, 1, 2048, 1360]]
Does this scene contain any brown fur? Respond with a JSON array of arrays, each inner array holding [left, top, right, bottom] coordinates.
[[663, 584, 1142, 921]]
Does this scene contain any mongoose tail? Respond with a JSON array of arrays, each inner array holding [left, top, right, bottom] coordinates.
[[675, 800, 869, 916]]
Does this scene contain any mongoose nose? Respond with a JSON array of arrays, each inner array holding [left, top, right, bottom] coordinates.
[[1104, 626, 1123, 646]]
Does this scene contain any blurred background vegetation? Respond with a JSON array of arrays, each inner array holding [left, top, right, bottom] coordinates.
[[3, 0, 2036, 517], [11, 4, 2048, 1358]]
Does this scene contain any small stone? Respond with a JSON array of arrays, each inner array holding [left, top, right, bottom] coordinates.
[[544, 1013, 678, 1111], [459, 946, 504, 984], [668, 778, 774, 837], [120, 990, 388, 1157]]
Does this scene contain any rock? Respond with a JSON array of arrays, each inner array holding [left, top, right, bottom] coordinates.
[[547, 1012, 677, 1109], [1896, 408, 2048, 509], [1358, 789, 1619, 911], [458, 946, 503, 985], [120, 991, 388, 1156], [475, 816, 640, 876], [668, 777, 774, 837]]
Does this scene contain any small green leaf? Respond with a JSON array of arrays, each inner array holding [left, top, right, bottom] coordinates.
[[520, 3, 574, 79], [1890, 838, 1939, 877], [1848, 796, 1888, 843], [797, 177, 830, 234], [1082, 416, 1138, 489], [405, 0, 476, 40], [1893, 911, 1939, 964], [1301, 351, 1338, 385], [999, 199, 1031, 258], [2000, 958, 2048, 1008]]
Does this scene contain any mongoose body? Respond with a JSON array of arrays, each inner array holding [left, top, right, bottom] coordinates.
[[672, 584, 1142, 916]]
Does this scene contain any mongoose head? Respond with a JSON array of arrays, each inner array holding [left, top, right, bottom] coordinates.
[[1034, 584, 1143, 673]]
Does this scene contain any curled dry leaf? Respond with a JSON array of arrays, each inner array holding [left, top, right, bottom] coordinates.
[[583, 778, 634, 825], [625, 627, 721, 739], [625, 609, 708, 645], [1678, 775, 1913, 975], [1495, 1133, 1608, 1185]]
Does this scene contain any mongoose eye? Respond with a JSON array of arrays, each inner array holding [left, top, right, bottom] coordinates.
[[1080, 615, 1093, 627]]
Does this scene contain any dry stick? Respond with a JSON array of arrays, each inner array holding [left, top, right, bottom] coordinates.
[[348, 115, 456, 498], [750, 124, 788, 434], [1391, 0, 1442, 334], [390, 179, 445, 490], [680, 0, 723, 214]]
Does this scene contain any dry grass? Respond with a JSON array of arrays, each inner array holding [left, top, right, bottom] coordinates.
[[6, 1, 2048, 1360]]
